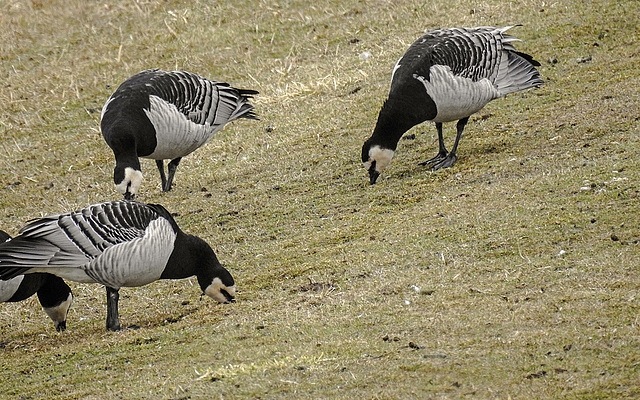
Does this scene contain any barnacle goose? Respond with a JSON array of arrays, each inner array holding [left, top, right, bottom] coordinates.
[[0, 230, 73, 332], [101, 69, 259, 198], [0, 201, 236, 331], [362, 26, 544, 184]]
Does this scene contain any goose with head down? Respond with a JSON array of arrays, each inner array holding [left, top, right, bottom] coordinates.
[[0, 201, 235, 331], [362, 26, 544, 184], [101, 69, 259, 198]]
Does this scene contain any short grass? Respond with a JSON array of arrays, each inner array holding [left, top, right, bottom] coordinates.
[[1, 0, 639, 398]]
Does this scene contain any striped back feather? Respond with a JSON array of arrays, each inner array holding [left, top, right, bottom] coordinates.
[[0, 201, 160, 280], [400, 26, 543, 96], [125, 69, 257, 128]]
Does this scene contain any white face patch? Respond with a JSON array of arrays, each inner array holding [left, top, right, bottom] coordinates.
[[115, 167, 144, 197], [204, 277, 236, 303], [43, 292, 73, 327], [365, 145, 395, 174]]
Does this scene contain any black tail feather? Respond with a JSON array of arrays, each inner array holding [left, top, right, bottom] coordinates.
[[239, 88, 259, 97], [515, 50, 541, 67]]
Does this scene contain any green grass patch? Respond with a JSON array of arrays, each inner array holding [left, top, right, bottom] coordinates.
[[1, 0, 639, 398]]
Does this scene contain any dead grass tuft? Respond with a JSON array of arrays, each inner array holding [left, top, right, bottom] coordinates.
[[1, 0, 640, 398]]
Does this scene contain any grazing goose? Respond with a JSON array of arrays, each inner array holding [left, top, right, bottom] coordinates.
[[362, 26, 543, 184], [0, 201, 236, 331], [0, 230, 73, 332], [101, 69, 259, 198]]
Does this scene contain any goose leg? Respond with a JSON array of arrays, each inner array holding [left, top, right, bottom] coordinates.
[[164, 157, 182, 192], [431, 117, 469, 170], [419, 122, 448, 167], [156, 160, 168, 191], [106, 286, 121, 331]]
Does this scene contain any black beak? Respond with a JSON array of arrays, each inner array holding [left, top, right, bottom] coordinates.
[[124, 192, 134, 200], [56, 321, 67, 332], [368, 162, 380, 185], [221, 289, 236, 303]]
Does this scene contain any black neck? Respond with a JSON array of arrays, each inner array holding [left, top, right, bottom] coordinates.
[[160, 233, 230, 290], [368, 98, 423, 150], [161, 233, 211, 280]]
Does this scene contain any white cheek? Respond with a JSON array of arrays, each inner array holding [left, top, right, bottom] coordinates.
[[369, 146, 395, 172], [116, 167, 144, 195], [204, 278, 235, 303], [205, 287, 223, 302], [43, 292, 73, 324]]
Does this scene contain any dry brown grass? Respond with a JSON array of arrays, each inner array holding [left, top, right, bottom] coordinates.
[[1, 0, 640, 398]]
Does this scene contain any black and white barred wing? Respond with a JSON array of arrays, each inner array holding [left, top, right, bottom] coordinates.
[[430, 27, 542, 94], [150, 70, 258, 129], [404, 27, 542, 94], [83, 209, 177, 288], [421, 27, 508, 82], [0, 201, 159, 282]]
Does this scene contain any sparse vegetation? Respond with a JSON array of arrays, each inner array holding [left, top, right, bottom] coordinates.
[[1, 0, 639, 398]]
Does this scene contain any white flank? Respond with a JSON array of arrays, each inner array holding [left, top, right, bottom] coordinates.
[[81, 217, 177, 288], [364, 145, 395, 174], [43, 292, 73, 325], [115, 167, 144, 196], [144, 95, 220, 160], [0, 275, 24, 302], [414, 65, 501, 123], [204, 277, 236, 303]]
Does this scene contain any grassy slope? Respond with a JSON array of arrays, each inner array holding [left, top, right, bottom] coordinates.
[[1, 0, 639, 398]]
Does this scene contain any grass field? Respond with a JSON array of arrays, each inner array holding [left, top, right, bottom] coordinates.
[[1, 0, 639, 398]]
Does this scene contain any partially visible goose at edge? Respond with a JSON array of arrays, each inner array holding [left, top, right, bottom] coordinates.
[[0, 229, 73, 332], [101, 69, 259, 198], [0, 201, 235, 331], [362, 26, 544, 184]]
